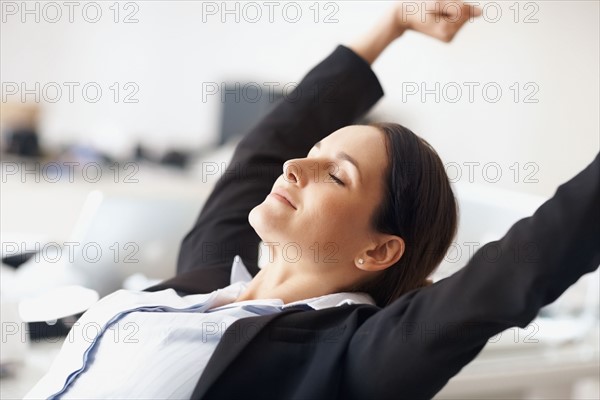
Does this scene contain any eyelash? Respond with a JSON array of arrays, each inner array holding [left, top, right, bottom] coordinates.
[[329, 173, 345, 186], [307, 151, 345, 186]]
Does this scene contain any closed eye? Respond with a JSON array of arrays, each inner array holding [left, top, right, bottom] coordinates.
[[329, 173, 345, 186]]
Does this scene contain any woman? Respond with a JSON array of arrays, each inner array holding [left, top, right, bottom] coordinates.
[[27, 1, 599, 399]]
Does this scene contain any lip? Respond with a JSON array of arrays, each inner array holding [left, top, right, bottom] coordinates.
[[270, 188, 297, 210]]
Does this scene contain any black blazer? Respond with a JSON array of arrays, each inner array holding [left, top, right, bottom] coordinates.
[[146, 45, 600, 399]]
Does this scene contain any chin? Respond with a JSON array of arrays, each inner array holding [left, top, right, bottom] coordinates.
[[248, 203, 271, 239], [248, 203, 288, 242], [248, 205, 262, 233]]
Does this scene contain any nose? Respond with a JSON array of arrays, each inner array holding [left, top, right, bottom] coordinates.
[[283, 159, 307, 187]]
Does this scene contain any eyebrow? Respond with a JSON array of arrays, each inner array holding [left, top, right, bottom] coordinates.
[[314, 141, 362, 182]]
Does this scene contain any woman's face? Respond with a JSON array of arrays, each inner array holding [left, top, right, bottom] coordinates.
[[248, 125, 389, 268]]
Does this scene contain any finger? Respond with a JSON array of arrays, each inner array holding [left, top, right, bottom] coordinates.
[[442, 1, 482, 21], [434, 14, 470, 42], [441, 1, 466, 18], [468, 4, 483, 18]]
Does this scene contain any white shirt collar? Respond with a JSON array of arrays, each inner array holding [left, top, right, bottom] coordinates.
[[229, 255, 376, 310]]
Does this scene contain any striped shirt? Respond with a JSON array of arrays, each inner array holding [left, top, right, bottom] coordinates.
[[25, 256, 375, 399]]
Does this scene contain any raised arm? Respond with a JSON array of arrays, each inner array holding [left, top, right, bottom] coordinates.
[[148, 1, 482, 295]]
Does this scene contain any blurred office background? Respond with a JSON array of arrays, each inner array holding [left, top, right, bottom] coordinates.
[[1, 1, 599, 398]]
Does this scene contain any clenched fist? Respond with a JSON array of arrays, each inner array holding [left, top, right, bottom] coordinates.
[[394, 0, 483, 42]]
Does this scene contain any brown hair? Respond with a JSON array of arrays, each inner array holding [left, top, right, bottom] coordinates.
[[349, 122, 458, 307]]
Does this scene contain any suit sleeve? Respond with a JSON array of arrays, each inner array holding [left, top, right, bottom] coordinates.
[[340, 153, 600, 400], [148, 45, 385, 294]]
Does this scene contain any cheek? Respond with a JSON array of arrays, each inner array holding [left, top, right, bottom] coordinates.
[[305, 193, 370, 236]]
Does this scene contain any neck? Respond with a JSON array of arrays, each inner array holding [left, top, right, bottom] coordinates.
[[234, 258, 349, 304]]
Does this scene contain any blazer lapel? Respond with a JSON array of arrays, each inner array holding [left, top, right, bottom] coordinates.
[[190, 307, 307, 399]]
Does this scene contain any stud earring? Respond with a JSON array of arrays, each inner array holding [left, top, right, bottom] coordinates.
[[358, 258, 365, 265]]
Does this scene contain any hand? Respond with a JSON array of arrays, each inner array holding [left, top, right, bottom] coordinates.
[[346, 0, 482, 65], [394, 0, 483, 42]]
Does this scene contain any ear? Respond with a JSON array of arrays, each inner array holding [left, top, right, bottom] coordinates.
[[356, 234, 405, 272]]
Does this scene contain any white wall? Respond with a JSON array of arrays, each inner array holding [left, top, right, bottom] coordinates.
[[2, 0, 598, 197]]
